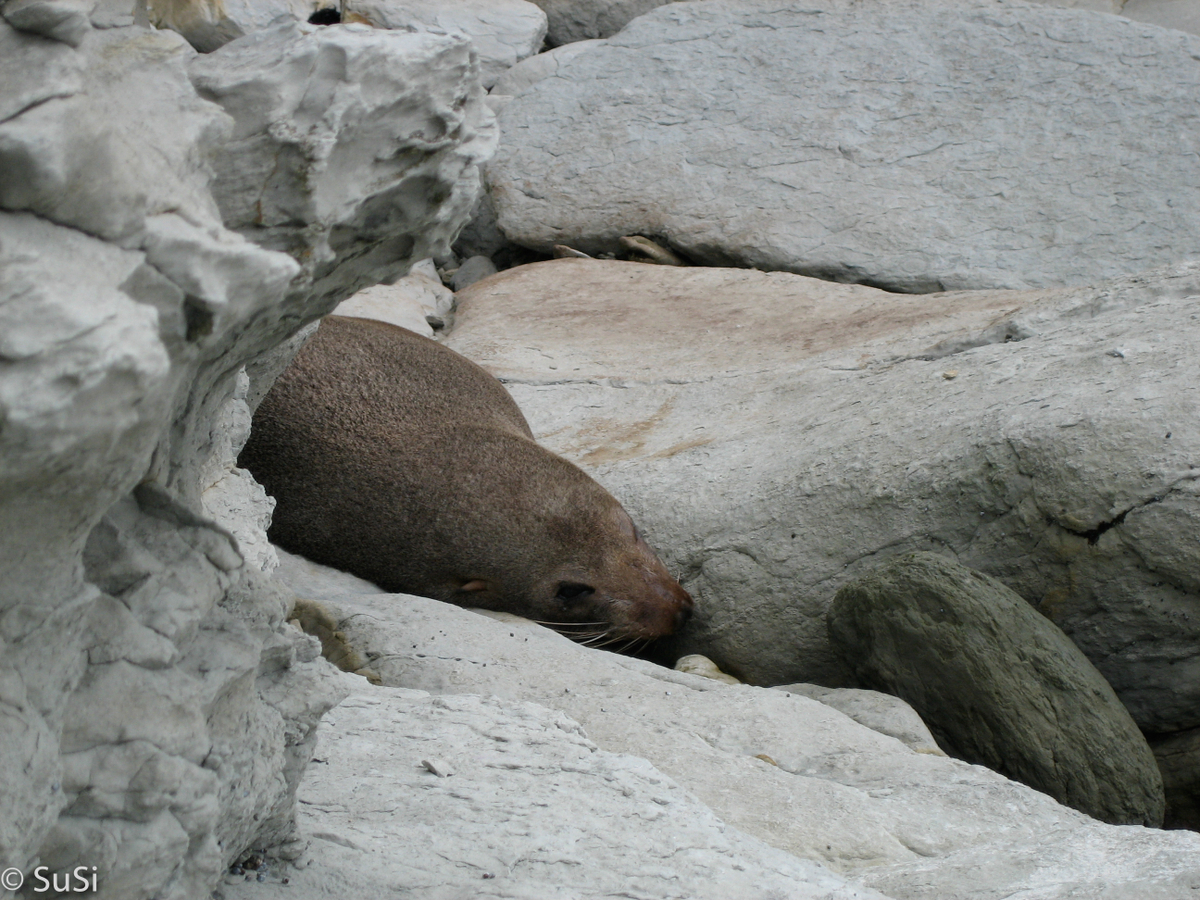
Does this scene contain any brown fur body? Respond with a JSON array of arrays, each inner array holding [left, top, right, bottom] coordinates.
[[239, 316, 693, 641]]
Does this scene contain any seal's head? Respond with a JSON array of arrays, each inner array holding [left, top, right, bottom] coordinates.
[[445, 454, 694, 645]]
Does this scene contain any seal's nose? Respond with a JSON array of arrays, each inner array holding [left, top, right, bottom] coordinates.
[[669, 583, 694, 631]]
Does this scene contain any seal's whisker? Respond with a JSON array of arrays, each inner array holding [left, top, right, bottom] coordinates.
[[531, 620, 610, 628], [557, 628, 608, 640], [593, 634, 633, 649], [622, 637, 649, 655], [577, 633, 612, 647]]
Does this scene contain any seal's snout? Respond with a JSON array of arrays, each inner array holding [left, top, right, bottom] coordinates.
[[656, 576, 693, 627], [624, 568, 693, 639]]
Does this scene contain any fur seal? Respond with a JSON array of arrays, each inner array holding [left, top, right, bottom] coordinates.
[[239, 315, 693, 643]]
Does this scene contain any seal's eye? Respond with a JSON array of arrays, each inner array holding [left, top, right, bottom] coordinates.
[[556, 582, 595, 605]]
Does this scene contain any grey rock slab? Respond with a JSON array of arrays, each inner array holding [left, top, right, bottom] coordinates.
[[222, 682, 885, 900], [269, 549, 1200, 900], [345, 0, 547, 88], [449, 253, 498, 290], [445, 258, 1200, 734], [486, 0, 1200, 291], [827, 551, 1165, 826]]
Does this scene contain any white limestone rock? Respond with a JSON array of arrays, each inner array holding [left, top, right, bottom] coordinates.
[[223, 683, 886, 900], [1, 11, 489, 898], [0, 27, 226, 245], [267, 550, 1200, 900], [344, 0, 547, 88], [446, 258, 1200, 738], [190, 21, 497, 310], [486, 0, 1200, 291], [333, 257, 454, 336], [0, 202, 338, 899]]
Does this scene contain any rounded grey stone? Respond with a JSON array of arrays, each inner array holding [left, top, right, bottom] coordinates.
[[827, 551, 1165, 827]]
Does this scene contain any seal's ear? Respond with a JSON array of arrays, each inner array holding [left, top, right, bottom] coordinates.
[[608, 505, 639, 541], [460, 579, 489, 592]]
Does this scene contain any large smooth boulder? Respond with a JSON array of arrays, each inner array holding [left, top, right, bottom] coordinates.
[[827, 552, 1164, 826], [257, 550, 1200, 900], [445, 257, 1200, 741], [485, 0, 1200, 291], [526, 0, 1200, 48], [0, 13, 491, 897]]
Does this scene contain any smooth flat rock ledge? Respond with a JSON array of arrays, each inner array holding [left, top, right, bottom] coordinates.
[[221, 683, 886, 900]]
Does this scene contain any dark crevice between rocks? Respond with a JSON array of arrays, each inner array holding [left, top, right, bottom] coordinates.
[[183, 298, 215, 342], [1063, 509, 1130, 545], [1075, 511, 1128, 547], [308, 8, 341, 24]]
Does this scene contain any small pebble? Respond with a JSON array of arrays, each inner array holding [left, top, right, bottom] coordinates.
[[422, 758, 454, 777]]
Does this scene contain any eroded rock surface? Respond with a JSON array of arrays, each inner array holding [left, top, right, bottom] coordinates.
[[485, 0, 1200, 291], [0, 13, 491, 898], [190, 20, 496, 311]]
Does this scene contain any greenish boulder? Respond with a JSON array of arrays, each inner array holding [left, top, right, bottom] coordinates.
[[828, 552, 1165, 827]]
